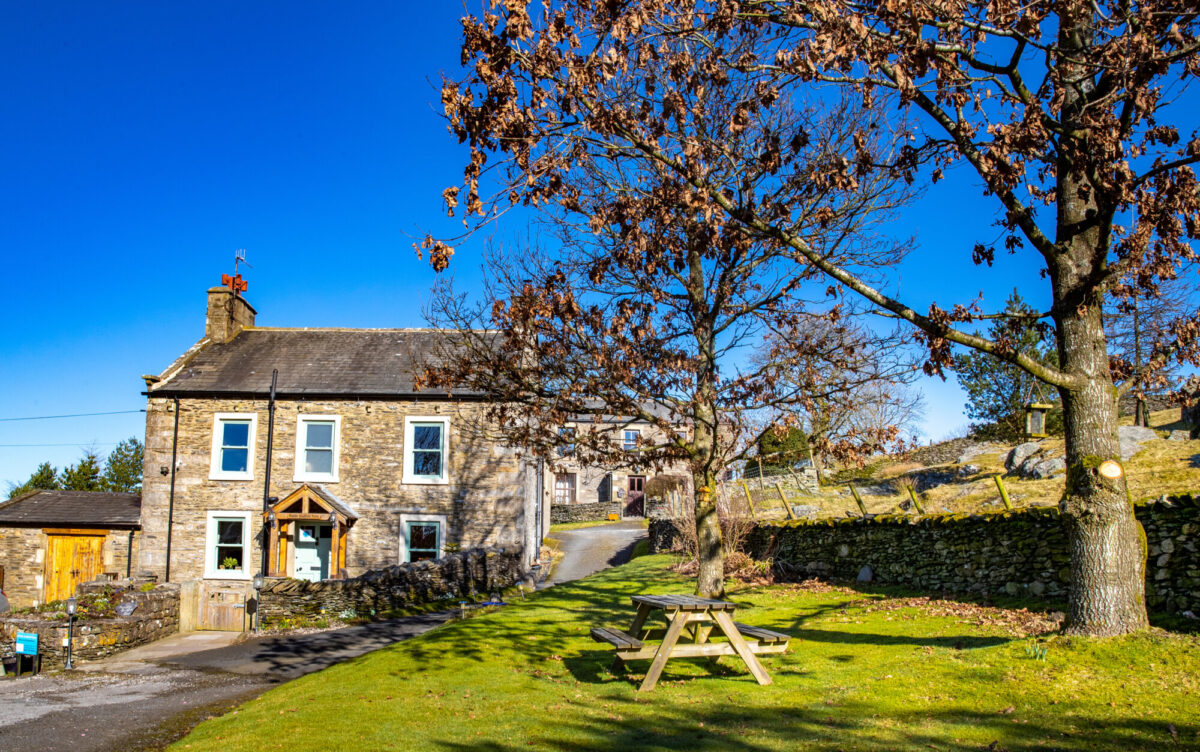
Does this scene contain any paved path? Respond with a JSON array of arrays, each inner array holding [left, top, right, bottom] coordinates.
[[544, 519, 648, 586], [0, 612, 453, 752]]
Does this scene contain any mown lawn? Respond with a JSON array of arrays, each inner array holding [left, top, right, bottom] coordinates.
[[174, 556, 1199, 751]]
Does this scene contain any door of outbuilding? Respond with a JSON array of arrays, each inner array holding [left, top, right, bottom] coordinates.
[[43, 530, 106, 603], [625, 476, 646, 517]]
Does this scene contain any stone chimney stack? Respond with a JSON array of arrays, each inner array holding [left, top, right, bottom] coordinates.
[[205, 286, 257, 344]]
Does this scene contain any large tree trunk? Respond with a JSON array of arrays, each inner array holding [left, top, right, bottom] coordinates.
[[1055, 288, 1148, 635], [1051, 7, 1149, 637], [691, 401, 724, 598]]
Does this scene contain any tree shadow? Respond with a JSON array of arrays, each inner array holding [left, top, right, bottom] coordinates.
[[426, 696, 1188, 751]]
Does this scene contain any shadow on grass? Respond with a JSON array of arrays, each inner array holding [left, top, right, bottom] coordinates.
[[428, 696, 1186, 751]]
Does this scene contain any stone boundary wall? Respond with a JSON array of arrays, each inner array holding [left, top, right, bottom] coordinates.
[[0, 583, 180, 669], [649, 496, 1198, 618], [551, 501, 622, 524], [258, 548, 522, 621]]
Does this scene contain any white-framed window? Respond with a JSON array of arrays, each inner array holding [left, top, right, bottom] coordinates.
[[209, 413, 258, 481], [203, 511, 252, 579], [402, 416, 450, 485], [399, 513, 446, 563], [554, 473, 576, 504], [294, 414, 341, 482], [622, 429, 641, 451]]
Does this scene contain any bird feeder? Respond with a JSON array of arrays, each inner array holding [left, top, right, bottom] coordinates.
[[1024, 402, 1053, 439]]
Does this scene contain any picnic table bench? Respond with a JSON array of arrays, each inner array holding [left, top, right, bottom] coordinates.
[[591, 594, 790, 691]]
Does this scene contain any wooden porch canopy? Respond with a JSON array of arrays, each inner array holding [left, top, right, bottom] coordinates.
[[264, 484, 358, 580]]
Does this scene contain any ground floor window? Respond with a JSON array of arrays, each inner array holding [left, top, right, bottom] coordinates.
[[205, 511, 252, 579], [554, 473, 576, 504], [399, 513, 446, 563]]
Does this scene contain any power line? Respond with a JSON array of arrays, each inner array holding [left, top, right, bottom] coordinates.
[[0, 442, 123, 448], [0, 410, 145, 423]]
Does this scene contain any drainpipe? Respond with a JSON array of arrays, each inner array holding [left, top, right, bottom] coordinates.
[[126, 530, 134, 579], [260, 369, 278, 578], [164, 397, 180, 583]]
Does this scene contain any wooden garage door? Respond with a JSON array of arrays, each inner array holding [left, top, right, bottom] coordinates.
[[44, 530, 106, 603]]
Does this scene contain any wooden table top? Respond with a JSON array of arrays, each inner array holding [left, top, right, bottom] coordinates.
[[631, 594, 738, 612]]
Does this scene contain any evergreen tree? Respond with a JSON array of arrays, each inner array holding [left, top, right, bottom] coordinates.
[[6, 461, 59, 499], [101, 437, 143, 493], [59, 451, 102, 491], [952, 291, 1061, 442], [756, 426, 809, 474]]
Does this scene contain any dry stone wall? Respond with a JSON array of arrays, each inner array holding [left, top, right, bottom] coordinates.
[[649, 496, 1198, 618], [550, 501, 622, 524], [0, 583, 179, 669], [257, 548, 522, 620]]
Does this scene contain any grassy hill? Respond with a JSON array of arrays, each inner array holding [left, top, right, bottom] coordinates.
[[741, 408, 1198, 520]]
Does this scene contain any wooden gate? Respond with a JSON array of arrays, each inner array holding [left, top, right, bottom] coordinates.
[[44, 530, 106, 603], [198, 582, 248, 631]]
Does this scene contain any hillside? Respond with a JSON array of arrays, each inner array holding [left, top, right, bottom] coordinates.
[[739, 408, 1198, 520]]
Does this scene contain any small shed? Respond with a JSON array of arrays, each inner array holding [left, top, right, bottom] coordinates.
[[0, 490, 142, 608]]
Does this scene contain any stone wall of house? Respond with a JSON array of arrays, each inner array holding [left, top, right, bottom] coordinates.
[[549, 501, 623, 524], [0, 528, 141, 610], [139, 396, 534, 582], [0, 582, 179, 669], [648, 496, 1198, 618], [257, 548, 521, 620]]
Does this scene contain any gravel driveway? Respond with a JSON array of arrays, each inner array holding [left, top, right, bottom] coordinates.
[[0, 612, 453, 752]]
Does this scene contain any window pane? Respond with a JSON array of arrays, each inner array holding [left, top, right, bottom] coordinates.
[[305, 448, 333, 475], [413, 424, 442, 450], [409, 522, 439, 550], [217, 519, 244, 545], [306, 422, 334, 449], [410, 549, 436, 562], [223, 421, 250, 447], [216, 545, 244, 570], [221, 448, 249, 473], [413, 449, 442, 477]]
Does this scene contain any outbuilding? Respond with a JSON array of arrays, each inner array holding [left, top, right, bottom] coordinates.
[[0, 489, 142, 608]]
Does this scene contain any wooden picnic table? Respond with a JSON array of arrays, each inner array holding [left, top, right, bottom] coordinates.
[[591, 593, 790, 692]]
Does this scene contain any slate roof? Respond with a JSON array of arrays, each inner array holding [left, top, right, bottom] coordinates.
[[0, 490, 141, 529], [149, 328, 493, 398]]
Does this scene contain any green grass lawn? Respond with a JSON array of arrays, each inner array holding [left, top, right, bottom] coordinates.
[[174, 556, 1199, 751]]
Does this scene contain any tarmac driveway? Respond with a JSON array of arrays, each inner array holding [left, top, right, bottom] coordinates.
[[0, 612, 453, 752], [545, 519, 648, 586]]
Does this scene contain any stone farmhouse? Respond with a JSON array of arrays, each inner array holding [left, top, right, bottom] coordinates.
[[548, 409, 693, 522], [134, 284, 548, 628]]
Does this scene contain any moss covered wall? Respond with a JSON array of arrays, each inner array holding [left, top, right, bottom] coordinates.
[[649, 496, 1198, 618]]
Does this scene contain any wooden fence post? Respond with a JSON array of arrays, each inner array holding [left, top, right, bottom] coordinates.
[[740, 481, 758, 520], [993, 474, 1014, 511], [847, 483, 868, 518], [774, 482, 797, 520], [905, 485, 925, 515]]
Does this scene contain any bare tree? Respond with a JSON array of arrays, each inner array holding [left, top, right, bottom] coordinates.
[[425, 90, 914, 597]]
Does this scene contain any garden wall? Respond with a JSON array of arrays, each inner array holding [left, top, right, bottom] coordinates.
[[649, 495, 1198, 618], [0, 582, 179, 669], [258, 548, 522, 621], [550, 501, 622, 524]]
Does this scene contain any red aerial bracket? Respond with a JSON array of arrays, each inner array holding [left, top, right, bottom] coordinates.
[[221, 273, 248, 293]]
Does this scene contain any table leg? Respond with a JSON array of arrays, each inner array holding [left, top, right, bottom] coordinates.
[[712, 611, 772, 686], [639, 609, 689, 692], [627, 602, 653, 639]]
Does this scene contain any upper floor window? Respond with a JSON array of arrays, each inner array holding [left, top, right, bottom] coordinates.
[[294, 415, 341, 482], [622, 429, 641, 451], [403, 416, 450, 485], [209, 413, 257, 481]]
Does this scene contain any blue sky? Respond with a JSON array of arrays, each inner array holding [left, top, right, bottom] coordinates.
[[0, 2, 1101, 488]]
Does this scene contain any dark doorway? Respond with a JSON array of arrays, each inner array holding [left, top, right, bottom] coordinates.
[[625, 475, 645, 517]]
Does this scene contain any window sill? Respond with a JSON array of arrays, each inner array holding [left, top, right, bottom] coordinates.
[[293, 474, 339, 484], [208, 473, 255, 482], [401, 475, 450, 486], [203, 572, 252, 581]]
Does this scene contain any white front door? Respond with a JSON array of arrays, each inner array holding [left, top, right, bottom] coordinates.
[[293, 524, 331, 582]]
